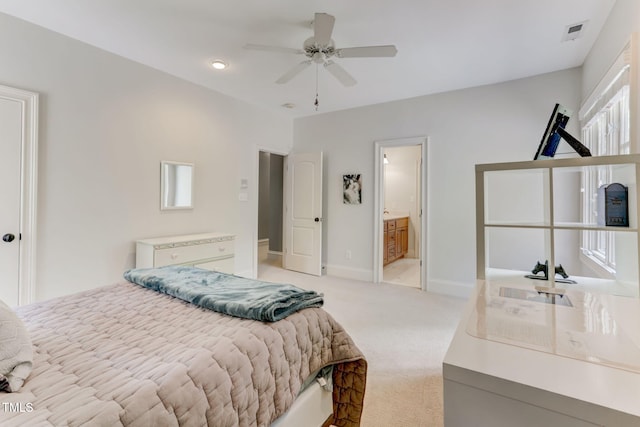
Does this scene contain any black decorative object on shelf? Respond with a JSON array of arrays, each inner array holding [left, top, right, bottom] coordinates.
[[597, 183, 629, 227], [525, 260, 577, 284], [533, 103, 592, 160]]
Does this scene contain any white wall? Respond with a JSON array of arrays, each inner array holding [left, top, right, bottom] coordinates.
[[0, 13, 293, 301], [582, 0, 640, 101], [293, 68, 582, 296], [4, 6, 617, 300]]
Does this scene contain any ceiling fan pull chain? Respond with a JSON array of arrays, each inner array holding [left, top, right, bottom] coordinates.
[[314, 63, 319, 111]]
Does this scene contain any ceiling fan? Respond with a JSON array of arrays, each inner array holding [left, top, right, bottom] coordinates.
[[244, 12, 398, 87]]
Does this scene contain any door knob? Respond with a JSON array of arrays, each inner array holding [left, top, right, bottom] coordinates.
[[2, 233, 15, 242], [314, 217, 320, 222]]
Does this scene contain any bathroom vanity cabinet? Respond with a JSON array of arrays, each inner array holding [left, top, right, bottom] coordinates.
[[383, 216, 409, 265]]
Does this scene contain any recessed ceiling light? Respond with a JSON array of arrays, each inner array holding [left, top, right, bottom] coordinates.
[[211, 60, 227, 70]]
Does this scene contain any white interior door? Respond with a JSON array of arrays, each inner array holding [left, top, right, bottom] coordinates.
[[284, 152, 323, 276], [0, 97, 23, 307]]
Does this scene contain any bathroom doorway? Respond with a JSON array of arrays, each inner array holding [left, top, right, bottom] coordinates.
[[374, 137, 428, 290]]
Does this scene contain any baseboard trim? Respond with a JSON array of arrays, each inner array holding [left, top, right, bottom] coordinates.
[[236, 269, 254, 279], [320, 264, 473, 298], [324, 264, 372, 282], [426, 279, 473, 298]]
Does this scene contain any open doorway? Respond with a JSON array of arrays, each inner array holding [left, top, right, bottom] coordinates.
[[374, 137, 428, 290], [257, 150, 285, 278], [255, 149, 324, 279], [382, 145, 422, 288]]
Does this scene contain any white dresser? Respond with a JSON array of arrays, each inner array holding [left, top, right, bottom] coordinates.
[[135, 232, 235, 274]]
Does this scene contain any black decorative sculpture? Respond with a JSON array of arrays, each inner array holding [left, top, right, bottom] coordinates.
[[525, 260, 576, 284]]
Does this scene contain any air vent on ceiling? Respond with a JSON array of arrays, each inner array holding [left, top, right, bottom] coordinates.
[[562, 20, 588, 42]]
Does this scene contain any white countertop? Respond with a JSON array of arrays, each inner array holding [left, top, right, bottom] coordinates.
[[383, 212, 409, 220], [136, 232, 235, 245], [444, 274, 640, 419]]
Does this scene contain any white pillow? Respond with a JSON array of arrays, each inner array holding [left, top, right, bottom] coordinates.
[[0, 300, 33, 392]]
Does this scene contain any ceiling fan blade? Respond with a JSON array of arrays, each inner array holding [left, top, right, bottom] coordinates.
[[324, 60, 356, 87], [336, 45, 398, 58], [276, 60, 312, 84], [244, 43, 303, 55], [314, 13, 335, 46]]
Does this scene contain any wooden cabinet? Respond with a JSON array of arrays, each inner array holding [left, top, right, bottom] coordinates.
[[383, 216, 408, 265], [383, 221, 389, 264], [396, 222, 408, 257], [136, 232, 235, 274]]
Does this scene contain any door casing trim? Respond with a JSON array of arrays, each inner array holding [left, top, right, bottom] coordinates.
[[0, 84, 38, 305]]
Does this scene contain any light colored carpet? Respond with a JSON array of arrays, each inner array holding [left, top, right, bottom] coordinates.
[[258, 260, 467, 427]]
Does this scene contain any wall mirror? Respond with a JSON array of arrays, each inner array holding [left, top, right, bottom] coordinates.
[[161, 161, 194, 210]]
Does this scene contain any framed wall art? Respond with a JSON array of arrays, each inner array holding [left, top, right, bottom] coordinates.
[[343, 174, 362, 204]]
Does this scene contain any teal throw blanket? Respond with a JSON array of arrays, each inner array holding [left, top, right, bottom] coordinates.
[[123, 266, 324, 322]]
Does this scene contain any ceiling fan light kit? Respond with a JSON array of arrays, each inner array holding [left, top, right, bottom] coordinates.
[[244, 12, 397, 109]]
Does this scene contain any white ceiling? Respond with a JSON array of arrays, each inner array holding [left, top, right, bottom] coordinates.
[[0, 0, 616, 118]]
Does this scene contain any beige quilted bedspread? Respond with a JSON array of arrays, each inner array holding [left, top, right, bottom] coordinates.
[[0, 282, 366, 426]]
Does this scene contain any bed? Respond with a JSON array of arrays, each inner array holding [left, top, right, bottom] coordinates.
[[0, 270, 367, 426]]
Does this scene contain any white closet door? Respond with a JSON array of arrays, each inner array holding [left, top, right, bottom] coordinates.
[[284, 152, 323, 276], [0, 97, 23, 307]]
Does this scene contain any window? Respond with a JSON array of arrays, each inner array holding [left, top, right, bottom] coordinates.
[[580, 43, 632, 277]]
